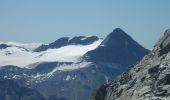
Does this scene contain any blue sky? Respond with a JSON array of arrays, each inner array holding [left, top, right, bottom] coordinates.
[[0, 0, 170, 49]]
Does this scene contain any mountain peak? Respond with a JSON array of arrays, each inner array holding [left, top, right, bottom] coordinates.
[[100, 28, 132, 47], [84, 28, 149, 66], [111, 28, 127, 36], [112, 28, 125, 33]]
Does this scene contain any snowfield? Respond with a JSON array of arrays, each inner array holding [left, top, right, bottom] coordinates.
[[0, 40, 102, 67]]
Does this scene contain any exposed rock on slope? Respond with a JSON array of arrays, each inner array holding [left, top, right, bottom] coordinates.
[[91, 29, 170, 100]]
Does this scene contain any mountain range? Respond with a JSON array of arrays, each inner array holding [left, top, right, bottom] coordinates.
[[0, 28, 149, 100]]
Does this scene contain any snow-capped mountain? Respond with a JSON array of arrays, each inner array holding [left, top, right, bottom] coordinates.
[[0, 28, 149, 100]]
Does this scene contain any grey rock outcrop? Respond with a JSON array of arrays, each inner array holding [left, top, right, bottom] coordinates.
[[92, 29, 170, 100]]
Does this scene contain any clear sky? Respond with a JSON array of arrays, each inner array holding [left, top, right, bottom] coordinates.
[[0, 0, 170, 49]]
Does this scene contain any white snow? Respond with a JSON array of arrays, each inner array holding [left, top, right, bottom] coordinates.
[[12, 75, 21, 79], [80, 37, 87, 40], [100, 44, 105, 47], [54, 62, 91, 71], [0, 40, 102, 68], [47, 62, 91, 78], [105, 75, 109, 83], [65, 75, 71, 81]]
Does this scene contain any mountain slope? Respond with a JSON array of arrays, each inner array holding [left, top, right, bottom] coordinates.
[[91, 29, 170, 100], [84, 28, 149, 66]]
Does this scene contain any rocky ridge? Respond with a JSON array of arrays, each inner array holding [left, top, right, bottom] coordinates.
[[34, 36, 99, 52]]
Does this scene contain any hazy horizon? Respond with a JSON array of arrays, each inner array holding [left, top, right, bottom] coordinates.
[[0, 0, 170, 49]]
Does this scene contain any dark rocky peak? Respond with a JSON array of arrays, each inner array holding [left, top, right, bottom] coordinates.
[[34, 36, 99, 52], [34, 37, 69, 52], [0, 43, 11, 49], [84, 28, 149, 66], [100, 28, 135, 47], [50, 37, 69, 48]]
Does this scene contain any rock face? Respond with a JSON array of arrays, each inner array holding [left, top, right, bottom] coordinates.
[[91, 29, 170, 100], [34, 36, 99, 52], [84, 28, 149, 67]]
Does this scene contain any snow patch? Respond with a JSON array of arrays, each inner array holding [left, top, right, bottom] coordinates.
[[0, 40, 102, 67], [65, 75, 71, 81], [105, 76, 109, 83], [100, 44, 105, 47], [55, 62, 91, 71], [47, 62, 91, 78], [80, 37, 87, 40], [12, 75, 21, 79]]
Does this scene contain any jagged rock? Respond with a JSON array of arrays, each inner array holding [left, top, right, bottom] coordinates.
[[91, 29, 170, 100], [34, 36, 99, 52]]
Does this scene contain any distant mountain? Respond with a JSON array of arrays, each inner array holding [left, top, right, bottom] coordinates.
[[34, 36, 99, 52], [0, 44, 11, 49], [84, 28, 149, 66], [0, 28, 149, 100], [91, 29, 170, 100], [0, 41, 42, 51]]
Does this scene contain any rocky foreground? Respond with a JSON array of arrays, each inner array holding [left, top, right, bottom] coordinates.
[[92, 29, 170, 100]]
